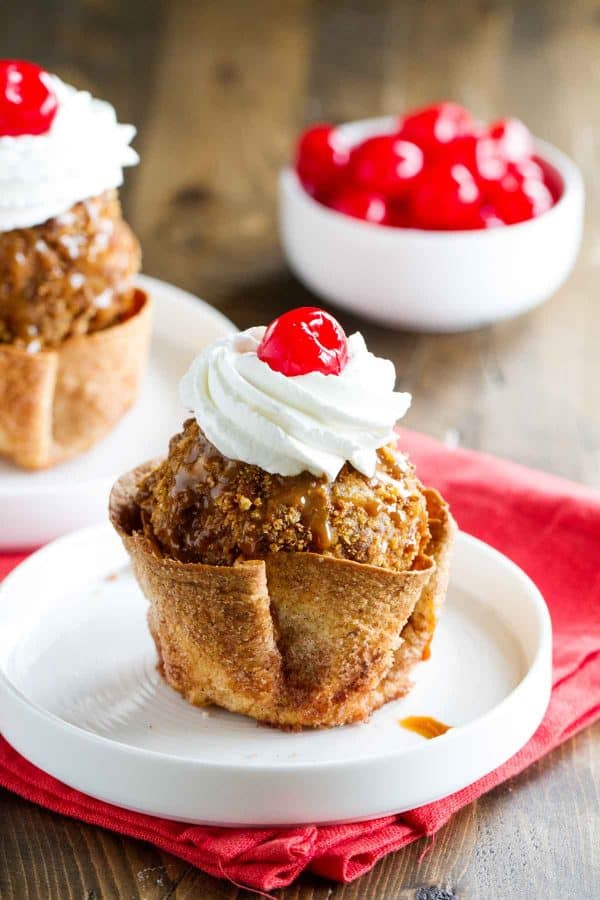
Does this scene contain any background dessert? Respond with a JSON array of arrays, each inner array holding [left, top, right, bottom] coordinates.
[[111, 307, 455, 729], [0, 60, 150, 469], [0, 191, 140, 350]]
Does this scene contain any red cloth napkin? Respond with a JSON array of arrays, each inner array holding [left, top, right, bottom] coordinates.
[[1, 429, 600, 893]]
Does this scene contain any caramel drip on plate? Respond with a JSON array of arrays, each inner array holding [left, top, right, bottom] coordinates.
[[399, 716, 452, 739]]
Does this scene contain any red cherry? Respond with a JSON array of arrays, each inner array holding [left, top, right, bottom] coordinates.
[[257, 307, 349, 377], [443, 132, 480, 170], [479, 206, 505, 228], [397, 102, 474, 153], [348, 134, 423, 199], [476, 153, 508, 184], [483, 160, 541, 198], [295, 124, 349, 197], [443, 131, 505, 184], [510, 158, 544, 181], [487, 175, 553, 224], [0, 60, 58, 136], [410, 163, 482, 230], [533, 155, 564, 202], [482, 117, 534, 163], [328, 186, 392, 224], [388, 202, 414, 228], [476, 156, 541, 195]]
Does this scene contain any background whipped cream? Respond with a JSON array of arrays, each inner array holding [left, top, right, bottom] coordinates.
[[180, 326, 411, 481], [0, 75, 138, 231]]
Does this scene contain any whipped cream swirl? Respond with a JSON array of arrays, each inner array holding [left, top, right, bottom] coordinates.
[[0, 75, 138, 231], [180, 327, 411, 481]]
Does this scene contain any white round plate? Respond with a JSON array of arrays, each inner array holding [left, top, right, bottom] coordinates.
[[0, 527, 552, 826], [0, 275, 235, 549]]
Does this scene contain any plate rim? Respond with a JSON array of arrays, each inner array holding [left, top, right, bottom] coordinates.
[[0, 525, 552, 774], [137, 273, 236, 341]]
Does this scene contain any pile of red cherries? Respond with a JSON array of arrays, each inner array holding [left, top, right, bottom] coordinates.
[[294, 103, 561, 230]]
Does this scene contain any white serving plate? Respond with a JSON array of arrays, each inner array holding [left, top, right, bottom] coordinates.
[[0, 526, 552, 827], [0, 275, 235, 549]]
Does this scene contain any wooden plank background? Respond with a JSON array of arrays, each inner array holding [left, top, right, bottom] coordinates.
[[1, 1, 599, 897]]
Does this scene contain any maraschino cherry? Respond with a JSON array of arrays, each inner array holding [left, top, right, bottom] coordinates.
[[486, 174, 553, 224], [348, 134, 423, 199], [397, 102, 474, 153], [484, 117, 534, 164], [257, 307, 349, 377], [329, 186, 392, 224], [410, 162, 482, 230], [0, 60, 58, 136], [295, 124, 349, 198]]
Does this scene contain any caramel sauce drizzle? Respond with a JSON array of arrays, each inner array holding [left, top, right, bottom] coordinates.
[[169, 435, 336, 556], [161, 430, 423, 563], [264, 475, 334, 552], [399, 716, 452, 739]]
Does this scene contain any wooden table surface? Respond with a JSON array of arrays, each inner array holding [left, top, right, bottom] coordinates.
[[2, 1, 600, 897]]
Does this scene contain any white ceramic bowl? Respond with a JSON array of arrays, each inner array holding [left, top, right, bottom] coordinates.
[[279, 117, 584, 331]]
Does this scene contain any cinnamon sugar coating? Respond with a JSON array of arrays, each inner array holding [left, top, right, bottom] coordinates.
[[0, 190, 140, 350], [136, 418, 431, 570]]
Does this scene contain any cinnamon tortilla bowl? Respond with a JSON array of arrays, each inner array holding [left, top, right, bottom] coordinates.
[[0, 288, 152, 470], [110, 460, 456, 729]]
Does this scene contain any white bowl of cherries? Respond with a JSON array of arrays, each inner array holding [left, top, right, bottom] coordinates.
[[279, 103, 584, 332]]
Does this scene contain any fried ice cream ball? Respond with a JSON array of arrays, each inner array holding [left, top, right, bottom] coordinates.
[[0, 189, 140, 350], [136, 418, 431, 571]]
